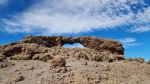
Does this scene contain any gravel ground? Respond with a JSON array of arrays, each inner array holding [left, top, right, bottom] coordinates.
[[0, 58, 150, 84]]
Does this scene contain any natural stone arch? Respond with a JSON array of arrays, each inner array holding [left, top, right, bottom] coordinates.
[[20, 36, 124, 55]]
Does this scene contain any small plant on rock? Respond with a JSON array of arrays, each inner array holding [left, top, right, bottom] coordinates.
[[10, 57, 17, 60], [0, 58, 4, 62], [0, 55, 6, 62], [0, 57, 6, 62]]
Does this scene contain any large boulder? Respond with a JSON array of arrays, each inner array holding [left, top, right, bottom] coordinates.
[[50, 55, 66, 68]]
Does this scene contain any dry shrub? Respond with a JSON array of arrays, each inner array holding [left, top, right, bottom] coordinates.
[[126, 57, 145, 63], [133, 58, 144, 63]]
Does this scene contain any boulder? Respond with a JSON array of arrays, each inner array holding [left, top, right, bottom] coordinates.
[[147, 60, 150, 64], [50, 55, 66, 68], [134, 58, 145, 63], [11, 75, 24, 82], [32, 53, 53, 61]]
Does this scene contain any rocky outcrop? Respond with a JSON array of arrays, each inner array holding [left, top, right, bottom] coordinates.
[[20, 36, 124, 55], [0, 36, 124, 62], [126, 57, 145, 63]]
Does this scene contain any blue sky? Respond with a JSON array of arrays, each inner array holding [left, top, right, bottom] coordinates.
[[0, 0, 150, 61]]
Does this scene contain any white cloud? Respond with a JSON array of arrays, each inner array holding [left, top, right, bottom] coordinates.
[[1, 0, 150, 35], [129, 7, 150, 33], [131, 27, 150, 33], [123, 43, 143, 48], [118, 38, 136, 44], [118, 38, 142, 48], [0, 0, 8, 5], [63, 43, 84, 48]]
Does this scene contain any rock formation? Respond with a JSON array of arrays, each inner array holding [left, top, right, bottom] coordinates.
[[20, 36, 124, 55], [0, 36, 124, 62], [1, 36, 150, 84]]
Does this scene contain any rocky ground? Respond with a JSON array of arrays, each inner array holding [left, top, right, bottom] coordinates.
[[0, 36, 150, 84], [0, 57, 150, 84]]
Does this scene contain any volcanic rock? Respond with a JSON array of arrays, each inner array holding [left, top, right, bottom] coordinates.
[[20, 36, 124, 55], [11, 75, 24, 82], [50, 55, 66, 68], [147, 60, 150, 64], [0, 36, 125, 62]]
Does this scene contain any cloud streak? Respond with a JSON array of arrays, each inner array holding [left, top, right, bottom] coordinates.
[[118, 38, 142, 48], [131, 26, 150, 33], [0, 0, 7, 5], [1, 0, 150, 35]]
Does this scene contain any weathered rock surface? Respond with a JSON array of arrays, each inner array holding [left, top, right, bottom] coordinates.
[[0, 36, 124, 62], [50, 55, 66, 68], [20, 36, 124, 55], [11, 75, 24, 82], [1, 36, 150, 84], [147, 60, 150, 64], [126, 57, 145, 63]]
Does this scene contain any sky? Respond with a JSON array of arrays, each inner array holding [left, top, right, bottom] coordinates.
[[0, 0, 150, 61]]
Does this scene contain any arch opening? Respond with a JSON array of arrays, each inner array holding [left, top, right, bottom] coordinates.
[[62, 42, 84, 48]]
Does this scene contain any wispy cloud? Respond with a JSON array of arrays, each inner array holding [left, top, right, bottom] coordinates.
[[1, 0, 150, 35], [118, 38, 136, 44], [0, 0, 8, 5], [118, 38, 142, 48], [130, 26, 150, 33], [129, 6, 150, 33]]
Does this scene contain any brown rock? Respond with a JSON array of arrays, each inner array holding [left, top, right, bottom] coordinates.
[[50, 56, 66, 68], [26, 66, 36, 70], [0, 36, 125, 61], [60, 67, 68, 73], [134, 58, 145, 63], [147, 60, 150, 64], [17, 55, 31, 60], [0, 54, 5, 60], [20, 36, 124, 55], [81, 61, 87, 65], [0, 63, 8, 68], [32, 53, 53, 61], [126, 57, 133, 61], [11, 75, 24, 82], [126, 57, 145, 63], [95, 75, 101, 83]]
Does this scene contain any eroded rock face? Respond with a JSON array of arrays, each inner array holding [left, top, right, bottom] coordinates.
[[20, 36, 124, 55], [0, 36, 124, 61]]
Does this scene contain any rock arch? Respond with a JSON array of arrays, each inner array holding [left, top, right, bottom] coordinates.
[[20, 36, 124, 55]]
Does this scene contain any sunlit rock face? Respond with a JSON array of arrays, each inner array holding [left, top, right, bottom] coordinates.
[[0, 36, 124, 61], [20, 36, 124, 55]]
